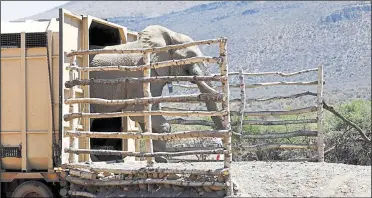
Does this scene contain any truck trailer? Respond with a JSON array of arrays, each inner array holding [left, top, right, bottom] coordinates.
[[1, 9, 140, 197]]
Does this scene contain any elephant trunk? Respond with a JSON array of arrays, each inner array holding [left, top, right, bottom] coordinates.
[[196, 81, 225, 130]]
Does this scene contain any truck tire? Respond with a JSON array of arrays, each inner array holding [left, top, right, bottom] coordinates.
[[11, 181, 53, 198]]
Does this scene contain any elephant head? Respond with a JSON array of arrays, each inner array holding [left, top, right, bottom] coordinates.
[[137, 25, 225, 129]]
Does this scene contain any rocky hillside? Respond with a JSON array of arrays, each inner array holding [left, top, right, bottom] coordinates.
[[21, 1, 210, 20], [25, 1, 371, 104]]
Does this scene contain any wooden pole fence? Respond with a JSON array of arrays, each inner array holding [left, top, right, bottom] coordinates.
[[66, 56, 220, 72], [230, 106, 318, 116], [224, 68, 318, 77], [64, 110, 227, 121], [65, 175, 226, 187], [64, 148, 226, 157], [65, 129, 230, 140], [65, 75, 226, 88], [65, 38, 223, 57], [236, 143, 317, 152], [64, 93, 224, 105], [240, 130, 318, 139]]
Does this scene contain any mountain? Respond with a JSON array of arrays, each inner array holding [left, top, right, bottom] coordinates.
[[20, 1, 211, 20], [24, 1, 371, 106], [108, 1, 371, 104]]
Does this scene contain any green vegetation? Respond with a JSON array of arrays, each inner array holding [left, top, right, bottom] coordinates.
[[166, 99, 371, 165], [324, 99, 371, 165]]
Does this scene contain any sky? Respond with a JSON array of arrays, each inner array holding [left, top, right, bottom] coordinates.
[[1, 1, 69, 21]]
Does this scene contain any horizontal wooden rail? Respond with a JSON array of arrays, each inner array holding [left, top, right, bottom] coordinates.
[[63, 165, 228, 175], [64, 148, 226, 157], [167, 118, 214, 126], [64, 110, 227, 121], [65, 75, 225, 88], [65, 129, 230, 140], [236, 143, 317, 151], [174, 81, 321, 89], [65, 38, 224, 57], [67, 57, 220, 72], [242, 119, 317, 125], [66, 175, 225, 187], [67, 191, 95, 198], [230, 106, 318, 116], [64, 93, 224, 105], [230, 91, 317, 103], [232, 81, 321, 88], [240, 130, 318, 139], [225, 68, 318, 77], [163, 106, 317, 116], [166, 147, 223, 152], [167, 118, 317, 126]]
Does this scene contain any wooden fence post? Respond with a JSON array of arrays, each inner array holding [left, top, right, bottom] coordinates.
[[237, 69, 246, 138], [317, 65, 324, 162], [219, 38, 233, 196], [69, 55, 78, 164], [143, 52, 154, 166]]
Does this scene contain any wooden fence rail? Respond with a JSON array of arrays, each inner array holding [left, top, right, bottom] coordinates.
[[63, 37, 234, 196], [166, 66, 324, 162]]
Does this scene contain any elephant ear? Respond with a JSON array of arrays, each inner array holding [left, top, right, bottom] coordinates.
[[138, 25, 203, 61]]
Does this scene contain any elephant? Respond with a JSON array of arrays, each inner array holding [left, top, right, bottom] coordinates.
[[88, 25, 225, 163]]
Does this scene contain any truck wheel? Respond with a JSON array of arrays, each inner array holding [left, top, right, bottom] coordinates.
[[11, 181, 53, 198]]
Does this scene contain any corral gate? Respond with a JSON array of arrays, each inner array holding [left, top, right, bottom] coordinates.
[[61, 35, 234, 197]]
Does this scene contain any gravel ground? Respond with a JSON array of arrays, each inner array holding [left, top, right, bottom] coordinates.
[[84, 161, 371, 197]]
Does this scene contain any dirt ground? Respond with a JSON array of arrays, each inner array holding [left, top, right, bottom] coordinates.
[[86, 161, 371, 197]]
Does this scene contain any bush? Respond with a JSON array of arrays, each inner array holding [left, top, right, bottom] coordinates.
[[324, 99, 371, 165]]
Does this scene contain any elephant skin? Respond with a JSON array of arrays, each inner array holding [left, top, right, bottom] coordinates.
[[88, 25, 225, 162]]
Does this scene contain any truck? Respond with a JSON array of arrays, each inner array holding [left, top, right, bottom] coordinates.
[[1, 9, 140, 197], [1, 8, 233, 198]]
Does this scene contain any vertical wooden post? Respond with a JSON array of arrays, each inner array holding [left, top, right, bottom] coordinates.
[[219, 37, 233, 196], [237, 69, 245, 138], [68, 55, 78, 164], [20, 32, 28, 171], [317, 65, 324, 162], [81, 16, 91, 163], [143, 52, 154, 166]]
